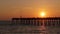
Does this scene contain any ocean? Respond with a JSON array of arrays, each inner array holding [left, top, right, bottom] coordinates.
[[0, 21, 60, 34]]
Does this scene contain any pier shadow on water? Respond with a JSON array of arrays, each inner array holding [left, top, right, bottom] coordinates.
[[0, 25, 60, 34], [0, 22, 60, 34]]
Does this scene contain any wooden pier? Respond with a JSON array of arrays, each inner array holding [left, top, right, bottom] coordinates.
[[12, 17, 60, 26]]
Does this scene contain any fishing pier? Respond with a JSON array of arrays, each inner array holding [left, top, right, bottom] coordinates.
[[12, 17, 60, 26]]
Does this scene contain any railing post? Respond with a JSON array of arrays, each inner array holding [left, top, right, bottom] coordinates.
[[58, 19, 59, 26], [47, 20, 48, 26], [33, 19, 34, 26], [51, 19, 52, 27]]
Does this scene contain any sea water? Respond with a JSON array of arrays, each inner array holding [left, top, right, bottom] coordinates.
[[0, 21, 60, 34]]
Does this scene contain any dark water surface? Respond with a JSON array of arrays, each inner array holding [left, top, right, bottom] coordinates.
[[0, 21, 60, 34]]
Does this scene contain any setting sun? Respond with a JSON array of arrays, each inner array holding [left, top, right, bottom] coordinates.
[[40, 11, 46, 17]]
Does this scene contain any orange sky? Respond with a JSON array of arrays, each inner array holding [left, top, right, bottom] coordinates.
[[0, 0, 60, 20]]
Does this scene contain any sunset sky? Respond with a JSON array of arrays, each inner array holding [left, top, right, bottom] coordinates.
[[0, 0, 60, 20]]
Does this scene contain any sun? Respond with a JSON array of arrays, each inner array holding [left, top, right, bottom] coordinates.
[[40, 11, 46, 17]]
